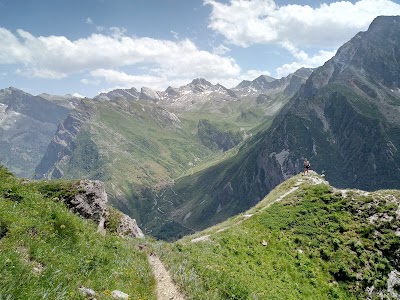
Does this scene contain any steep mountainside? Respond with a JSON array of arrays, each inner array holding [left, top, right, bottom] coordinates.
[[35, 70, 310, 227], [150, 16, 400, 240], [35, 98, 217, 222], [158, 173, 400, 299], [0, 88, 71, 177]]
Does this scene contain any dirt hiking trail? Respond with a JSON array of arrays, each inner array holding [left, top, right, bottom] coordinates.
[[148, 254, 186, 300]]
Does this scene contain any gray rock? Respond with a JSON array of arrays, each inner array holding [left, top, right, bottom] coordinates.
[[140, 87, 160, 102], [388, 270, 400, 299], [69, 180, 108, 224], [117, 214, 144, 238], [111, 290, 129, 299], [78, 286, 96, 298]]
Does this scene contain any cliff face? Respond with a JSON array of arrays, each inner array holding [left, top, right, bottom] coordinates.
[[34, 100, 95, 179], [0, 88, 71, 177]]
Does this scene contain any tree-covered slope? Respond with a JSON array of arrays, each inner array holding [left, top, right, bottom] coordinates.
[[156, 172, 400, 299]]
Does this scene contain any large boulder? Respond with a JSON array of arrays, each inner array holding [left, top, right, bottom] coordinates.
[[64, 180, 144, 238]]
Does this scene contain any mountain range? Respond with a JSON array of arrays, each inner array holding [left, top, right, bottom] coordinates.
[[30, 67, 310, 225], [1, 16, 400, 244], [1, 15, 400, 300]]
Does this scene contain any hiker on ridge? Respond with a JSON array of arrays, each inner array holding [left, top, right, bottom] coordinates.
[[303, 158, 310, 175]]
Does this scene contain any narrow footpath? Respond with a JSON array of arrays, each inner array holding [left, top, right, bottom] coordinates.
[[191, 177, 306, 243], [148, 254, 186, 300]]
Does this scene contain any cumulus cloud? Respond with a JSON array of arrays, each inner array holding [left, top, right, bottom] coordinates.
[[205, 0, 400, 48], [85, 17, 93, 25], [0, 27, 240, 83], [213, 44, 230, 55], [275, 42, 337, 77], [90, 69, 193, 91]]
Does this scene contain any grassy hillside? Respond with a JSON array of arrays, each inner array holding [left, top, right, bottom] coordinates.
[[156, 173, 400, 299], [0, 166, 156, 300]]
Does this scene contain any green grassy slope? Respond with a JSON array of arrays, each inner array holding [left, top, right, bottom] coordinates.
[[0, 166, 156, 300], [156, 173, 400, 299]]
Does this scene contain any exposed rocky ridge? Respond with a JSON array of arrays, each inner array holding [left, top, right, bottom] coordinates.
[[38, 93, 83, 109], [233, 68, 313, 98], [0, 87, 71, 177], [94, 87, 140, 102], [89, 70, 311, 113]]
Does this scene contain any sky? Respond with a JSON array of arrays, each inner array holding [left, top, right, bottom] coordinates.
[[1, 0, 400, 97]]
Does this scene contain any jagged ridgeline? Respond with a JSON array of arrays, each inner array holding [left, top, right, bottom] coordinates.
[[0, 165, 155, 299], [151, 16, 400, 240], [157, 173, 400, 299], [33, 70, 310, 231]]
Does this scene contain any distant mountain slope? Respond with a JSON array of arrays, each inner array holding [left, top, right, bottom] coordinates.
[[0, 87, 72, 177], [35, 69, 310, 227], [150, 16, 400, 240], [34, 98, 217, 222], [158, 172, 400, 299]]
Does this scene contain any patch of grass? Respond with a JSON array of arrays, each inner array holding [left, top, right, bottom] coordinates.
[[157, 175, 400, 299], [0, 166, 156, 300]]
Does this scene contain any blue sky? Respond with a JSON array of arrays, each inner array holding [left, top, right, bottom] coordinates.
[[1, 0, 400, 97]]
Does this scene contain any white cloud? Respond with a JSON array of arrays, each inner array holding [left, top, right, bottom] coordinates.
[[275, 41, 337, 77], [0, 27, 240, 81], [170, 30, 179, 39], [213, 44, 230, 55], [81, 78, 101, 85], [85, 17, 93, 25], [90, 69, 192, 91], [16, 68, 67, 79], [205, 0, 400, 48]]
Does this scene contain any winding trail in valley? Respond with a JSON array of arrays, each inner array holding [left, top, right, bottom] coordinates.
[[148, 254, 186, 300]]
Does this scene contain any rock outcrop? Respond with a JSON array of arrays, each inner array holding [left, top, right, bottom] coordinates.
[[140, 87, 161, 102], [116, 214, 144, 238], [61, 179, 144, 238]]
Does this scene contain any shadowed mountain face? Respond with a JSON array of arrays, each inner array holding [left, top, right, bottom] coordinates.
[[0, 88, 71, 177], [262, 16, 400, 190], [150, 16, 400, 240]]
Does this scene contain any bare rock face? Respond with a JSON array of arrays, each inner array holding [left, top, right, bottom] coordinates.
[[66, 179, 144, 238], [70, 180, 108, 224], [140, 87, 160, 102], [117, 214, 144, 238]]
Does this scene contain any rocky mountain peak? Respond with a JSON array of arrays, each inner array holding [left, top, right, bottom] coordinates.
[[140, 87, 160, 102], [190, 78, 212, 87], [254, 75, 276, 84], [368, 15, 400, 33], [302, 15, 400, 96], [165, 86, 181, 97], [0, 86, 27, 97]]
